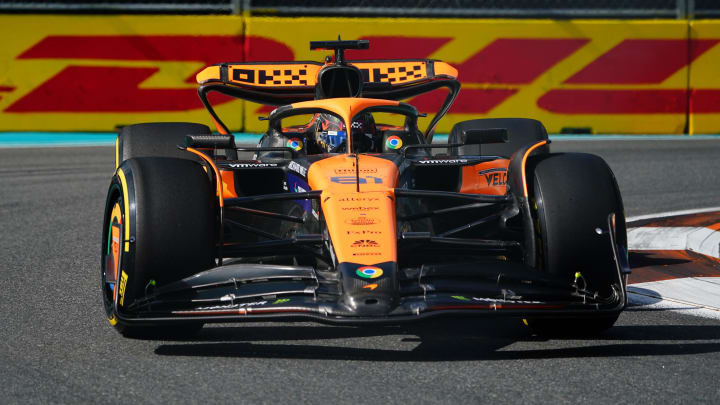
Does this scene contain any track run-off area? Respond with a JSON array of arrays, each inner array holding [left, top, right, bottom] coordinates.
[[1, 137, 719, 403]]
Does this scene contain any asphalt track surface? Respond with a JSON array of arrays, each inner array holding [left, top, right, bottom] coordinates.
[[1, 139, 719, 404]]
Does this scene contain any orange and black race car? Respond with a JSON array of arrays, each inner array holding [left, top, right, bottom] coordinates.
[[101, 39, 629, 337]]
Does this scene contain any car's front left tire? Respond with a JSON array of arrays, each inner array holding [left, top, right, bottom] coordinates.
[[101, 157, 217, 337]]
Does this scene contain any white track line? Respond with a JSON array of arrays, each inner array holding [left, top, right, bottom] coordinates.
[[628, 226, 720, 258], [627, 206, 720, 223], [628, 287, 720, 320], [629, 278, 720, 310], [626, 208, 720, 320]]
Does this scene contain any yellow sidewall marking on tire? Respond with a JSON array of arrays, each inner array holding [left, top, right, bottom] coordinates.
[[115, 136, 120, 169], [116, 168, 130, 252]]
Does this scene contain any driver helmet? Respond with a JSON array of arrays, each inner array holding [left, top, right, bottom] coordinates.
[[315, 114, 346, 153], [315, 113, 377, 153]]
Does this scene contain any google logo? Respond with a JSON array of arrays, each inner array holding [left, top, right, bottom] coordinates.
[[356, 266, 384, 279], [286, 137, 303, 151], [385, 136, 402, 150]]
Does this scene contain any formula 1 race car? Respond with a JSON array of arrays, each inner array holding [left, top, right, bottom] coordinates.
[[101, 39, 630, 337]]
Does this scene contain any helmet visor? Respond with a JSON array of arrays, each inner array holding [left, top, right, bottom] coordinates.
[[317, 130, 347, 152]]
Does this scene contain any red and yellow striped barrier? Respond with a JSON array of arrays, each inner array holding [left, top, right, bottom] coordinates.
[[0, 15, 718, 134], [690, 21, 720, 134]]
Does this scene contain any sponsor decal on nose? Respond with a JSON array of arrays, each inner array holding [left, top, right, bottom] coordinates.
[[356, 266, 383, 279]]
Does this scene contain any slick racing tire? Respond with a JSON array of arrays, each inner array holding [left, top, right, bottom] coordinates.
[[525, 153, 625, 336], [115, 122, 212, 168], [101, 157, 217, 337], [448, 118, 549, 157]]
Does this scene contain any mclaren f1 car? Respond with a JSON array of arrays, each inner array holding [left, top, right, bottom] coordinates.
[[101, 39, 629, 337]]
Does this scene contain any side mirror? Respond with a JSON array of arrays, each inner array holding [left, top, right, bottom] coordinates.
[[461, 128, 508, 145]]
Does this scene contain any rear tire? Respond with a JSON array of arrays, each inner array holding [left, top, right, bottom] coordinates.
[[116, 122, 211, 167], [448, 118, 549, 157], [525, 153, 625, 336], [101, 157, 217, 337]]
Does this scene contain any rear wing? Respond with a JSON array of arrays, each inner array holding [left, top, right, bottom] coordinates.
[[196, 59, 459, 138], [196, 59, 458, 97]]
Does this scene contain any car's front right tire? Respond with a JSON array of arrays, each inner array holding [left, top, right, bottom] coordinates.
[[524, 153, 626, 336]]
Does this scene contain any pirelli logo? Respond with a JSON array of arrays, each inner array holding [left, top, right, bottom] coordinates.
[[118, 270, 128, 307], [228, 64, 322, 87], [355, 62, 427, 84]]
